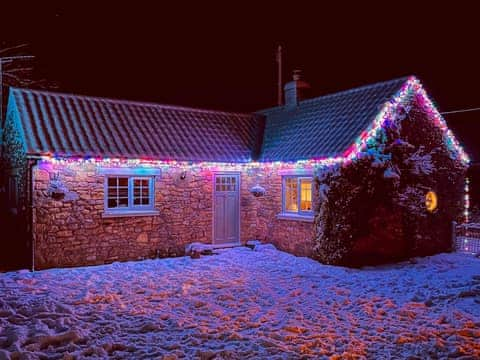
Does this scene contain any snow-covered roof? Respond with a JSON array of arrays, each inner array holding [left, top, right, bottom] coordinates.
[[257, 77, 408, 161], [7, 76, 466, 163], [7, 88, 264, 162]]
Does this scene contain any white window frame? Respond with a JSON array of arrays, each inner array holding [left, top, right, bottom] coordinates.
[[278, 175, 314, 221], [99, 168, 160, 217]]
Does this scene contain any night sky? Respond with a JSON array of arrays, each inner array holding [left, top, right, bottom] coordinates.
[[2, 2, 479, 159]]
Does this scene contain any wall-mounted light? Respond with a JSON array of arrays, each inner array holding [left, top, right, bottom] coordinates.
[[425, 191, 438, 213], [47, 173, 69, 200], [250, 184, 266, 197], [180, 170, 187, 180]]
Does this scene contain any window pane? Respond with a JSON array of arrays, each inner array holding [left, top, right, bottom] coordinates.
[[118, 177, 128, 186], [119, 187, 128, 197], [285, 178, 298, 212], [300, 179, 312, 211], [108, 187, 118, 197], [108, 199, 117, 208], [132, 178, 151, 207], [118, 198, 128, 207], [108, 178, 117, 187]]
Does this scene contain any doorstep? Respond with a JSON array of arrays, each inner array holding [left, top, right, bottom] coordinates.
[[211, 242, 243, 249]]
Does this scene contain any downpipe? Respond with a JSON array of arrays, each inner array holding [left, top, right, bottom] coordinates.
[[27, 158, 38, 272]]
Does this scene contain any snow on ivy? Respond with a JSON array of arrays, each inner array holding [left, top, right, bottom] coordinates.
[[406, 146, 435, 176]]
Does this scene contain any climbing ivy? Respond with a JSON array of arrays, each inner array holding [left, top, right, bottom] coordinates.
[[313, 94, 466, 266]]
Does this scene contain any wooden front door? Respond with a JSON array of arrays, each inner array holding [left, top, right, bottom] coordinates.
[[213, 173, 240, 245]]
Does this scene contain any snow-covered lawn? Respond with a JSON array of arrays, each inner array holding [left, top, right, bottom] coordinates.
[[1, 246, 479, 359]]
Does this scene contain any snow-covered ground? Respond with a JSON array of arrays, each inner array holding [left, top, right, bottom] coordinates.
[[0, 246, 479, 359]]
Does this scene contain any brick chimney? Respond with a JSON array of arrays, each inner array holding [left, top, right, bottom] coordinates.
[[283, 69, 310, 107]]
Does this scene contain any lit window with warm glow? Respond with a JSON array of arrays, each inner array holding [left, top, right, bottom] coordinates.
[[285, 177, 298, 211], [282, 176, 313, 215]]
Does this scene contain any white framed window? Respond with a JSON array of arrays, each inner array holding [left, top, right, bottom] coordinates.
[[281, 176, 313, 218], [103, 174, 158, 217], [98, 167, 160, 217]]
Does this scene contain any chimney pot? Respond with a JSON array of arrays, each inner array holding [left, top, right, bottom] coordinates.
[[283, 69, 310, 107]]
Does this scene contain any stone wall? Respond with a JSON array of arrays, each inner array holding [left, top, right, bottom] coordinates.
[[249, 166, 316, 257], [33, 161, 316, 269]]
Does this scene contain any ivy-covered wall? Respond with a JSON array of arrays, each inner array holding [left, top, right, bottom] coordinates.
[[313, 93, 467, 266]]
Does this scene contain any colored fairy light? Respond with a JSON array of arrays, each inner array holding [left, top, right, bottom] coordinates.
[[37, 77, 469, 173], [464, 177, 470, 223], [341, 76, 470, 165]]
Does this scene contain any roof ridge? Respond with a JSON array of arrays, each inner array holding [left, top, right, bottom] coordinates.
[[10, 87, 255, 118], [257, 76, 412, 114]]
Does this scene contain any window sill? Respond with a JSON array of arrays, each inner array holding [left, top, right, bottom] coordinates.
[[102, 209, 160, 218], [276, 213, 314, 222]]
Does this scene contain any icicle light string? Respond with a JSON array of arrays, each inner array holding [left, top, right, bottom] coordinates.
[[464, 177, 470, 223], [39, 77, 470, 170]]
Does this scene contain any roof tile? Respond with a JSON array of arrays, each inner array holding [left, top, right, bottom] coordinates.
[[10, 77, 410, 163], [256, 77, 408, 161], [11, 88, 263, 162]]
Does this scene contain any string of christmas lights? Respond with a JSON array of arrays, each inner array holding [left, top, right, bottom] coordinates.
[[343, 76, 470, 165], [38, 76, 470, 170], [464, 177, 470, 223]]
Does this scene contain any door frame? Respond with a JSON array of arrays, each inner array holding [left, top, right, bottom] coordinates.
[[212, 171, 241, 246]]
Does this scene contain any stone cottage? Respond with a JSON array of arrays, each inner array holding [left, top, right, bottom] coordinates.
[[1, 75, 469, 269]]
